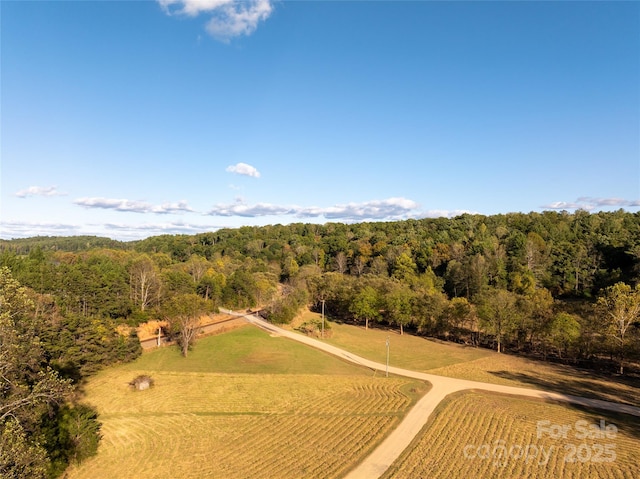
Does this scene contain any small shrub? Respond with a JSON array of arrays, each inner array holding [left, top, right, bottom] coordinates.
[[297, 319, 332, 338], [129, 374, 154, 391]]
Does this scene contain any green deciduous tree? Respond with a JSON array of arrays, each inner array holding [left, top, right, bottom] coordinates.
[[547, 312, 581, 359], [390, 252, 417, 282], [476, 288, 521, 353], [222, 270, 258, 309], [0, 418, 48, 479], [40, 404, 101, 477], [516, 287, 554, 348], [197, 270, 225, 303], [0, 268, 72, 425], [264, 284, 308, 325], [444, 296, 475, 337], [384, 283, 414, 335], [597, 282, 640, 374], [281, 255, 299, 282], [0, 267, 73, 478], [349, 285, 380, 331]]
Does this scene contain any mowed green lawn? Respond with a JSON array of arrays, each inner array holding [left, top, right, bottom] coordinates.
[[383, 391, 640, 479], [128, 323, 370, 375], [65, 325, 428, 479]]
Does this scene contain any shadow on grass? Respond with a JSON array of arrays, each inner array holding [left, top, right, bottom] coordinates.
[[489, 368, 640, 407], [557, 403, 640, 442], [484, 389, 640, 444]]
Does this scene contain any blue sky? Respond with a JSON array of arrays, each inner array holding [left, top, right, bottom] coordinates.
[[2, 0, 639, 241]]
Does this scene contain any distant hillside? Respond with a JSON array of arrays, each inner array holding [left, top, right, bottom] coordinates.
[[0, 235, 131, 254]]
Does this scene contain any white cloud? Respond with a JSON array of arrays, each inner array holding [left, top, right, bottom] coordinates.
[[205, 0, 273, 41], [543, 201, 587, 210], [420, 209, 478, 219], [15, 186, 66, 198], [0, 219, 221, 241], [208, 198, 292, 217], [543, 197, 640, 211], [159, 0, 233, 16], [225, 162, 261, 178], [207, 197, 422, 221], [0, 220, 80, 239], [74, 197, 194, 214], [576, 197, 640, 208], [301, 197, 420, 221], [103, 221, 222, 240], [158, 0, 273, 42]]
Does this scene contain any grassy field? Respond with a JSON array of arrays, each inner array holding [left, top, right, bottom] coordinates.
[[321, 319, 492, 370], [125, 324, 371, 376], [308, 314, 639, 406], [382, 391, 640, 479], [66, 315, 640, 478], [65, 325, 428, 479]]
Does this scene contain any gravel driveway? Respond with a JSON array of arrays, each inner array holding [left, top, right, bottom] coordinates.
[[221, 310, 640, 479]]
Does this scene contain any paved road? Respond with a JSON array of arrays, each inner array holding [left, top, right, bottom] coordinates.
[[221, 310, 640, 479]]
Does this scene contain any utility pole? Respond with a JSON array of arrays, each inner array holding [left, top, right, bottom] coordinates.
[[321, 299, 325, 339], [385, 336, 390, 378]]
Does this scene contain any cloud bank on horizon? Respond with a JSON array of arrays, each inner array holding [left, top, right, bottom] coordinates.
[[74, 198, 194, 215], [158, 0, 274, 41], [543, 197, 640, 211], [8, 175, 639, 241], [11, 155, 640, 240], [205, 197, 423, 221]]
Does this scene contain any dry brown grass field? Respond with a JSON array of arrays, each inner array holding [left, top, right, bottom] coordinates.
[[66, 316, 640, 479], [311, 315, 640, 406], [65, 326, 428, 479], [383, 391, 640, 479]]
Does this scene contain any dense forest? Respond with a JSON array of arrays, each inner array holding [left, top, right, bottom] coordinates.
[[1, 210, 640, 477]]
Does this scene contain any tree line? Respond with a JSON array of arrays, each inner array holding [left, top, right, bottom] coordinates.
[[1, 210, 640, 476], [1, 210, 638, 358]]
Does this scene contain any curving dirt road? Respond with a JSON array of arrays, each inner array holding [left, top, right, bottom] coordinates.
[[222, 311, 640, 479]]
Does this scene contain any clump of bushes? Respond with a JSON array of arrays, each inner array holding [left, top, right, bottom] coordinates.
[[297, 319, 332, 338], [264, 287, 309, 325], [129, 374, 154, 391]]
